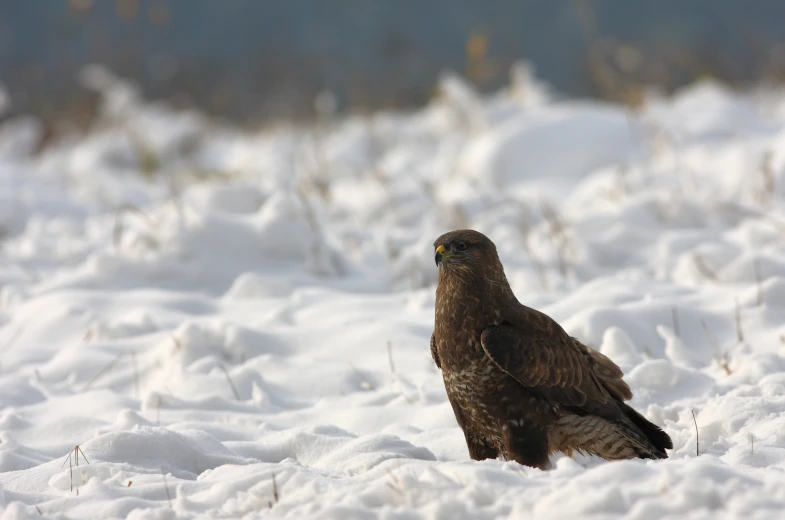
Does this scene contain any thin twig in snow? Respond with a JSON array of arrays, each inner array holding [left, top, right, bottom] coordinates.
[[758, 151, 775, 205], [692, 253, 718, 281], [268, 472, 280, 508], [171, 335, 182, 350], [112, 204, 158, 250], [701, 319, 731, 375], [161, 468, 172, 508], [540, 201, 569, 278], [754, 259, 764, 307], [387, 341, 396, 375], [691, 410, 699, 456], [385, 464, 404, 496], [735, 298, 744, 343], [722, 202, 785, 236], [84, 353, 124, 391], [77, 446, 89, 465], [521, 233, 548, 290], [61, 446, 90, 468], [700, 319, 718, 352], [219, 364, 241, 400], [131, 350, 140, 399], [61, 446, 90, 493]]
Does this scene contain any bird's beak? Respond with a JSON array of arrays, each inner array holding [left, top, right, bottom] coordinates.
[[435, 244, 446, 266]]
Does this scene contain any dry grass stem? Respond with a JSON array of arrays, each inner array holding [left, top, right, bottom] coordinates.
[[691, 410, 699, 456], [387, 341, 396, 374], [161, 467, 172, 508], [735, 298, 744, 343], [754, 259, 763, 307], [692, 253, 718, 281], [219, 364, 241, 400]]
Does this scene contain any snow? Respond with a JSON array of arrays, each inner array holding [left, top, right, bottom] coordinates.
[[2, 69, 785, 518]]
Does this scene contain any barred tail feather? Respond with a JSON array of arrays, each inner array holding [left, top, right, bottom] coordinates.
[[618, 402, 672, 458]]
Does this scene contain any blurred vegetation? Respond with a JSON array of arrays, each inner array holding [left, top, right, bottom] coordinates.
[[3, 0, 785, 128]]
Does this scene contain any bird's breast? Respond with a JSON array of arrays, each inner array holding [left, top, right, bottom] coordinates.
[[434, 278, 503, 379]]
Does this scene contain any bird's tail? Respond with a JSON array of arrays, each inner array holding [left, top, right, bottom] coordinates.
[[617, 402, 673, 459]]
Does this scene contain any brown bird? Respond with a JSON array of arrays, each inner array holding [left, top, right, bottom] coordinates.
[[431, 229, 672, 469]]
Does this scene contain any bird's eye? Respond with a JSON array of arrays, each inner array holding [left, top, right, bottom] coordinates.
[[456, 242, 467, 251]]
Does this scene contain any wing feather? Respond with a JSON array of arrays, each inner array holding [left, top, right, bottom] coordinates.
[[573, 337, 632, 401], [480, 312, 627, 421]]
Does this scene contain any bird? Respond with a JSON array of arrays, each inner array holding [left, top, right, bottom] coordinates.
[[430, 229, 672, 469]]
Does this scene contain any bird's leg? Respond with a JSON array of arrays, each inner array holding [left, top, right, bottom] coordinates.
[[502, 420, 550, 470], [464, 433, 499, 460], [447, 394, 499, 460]]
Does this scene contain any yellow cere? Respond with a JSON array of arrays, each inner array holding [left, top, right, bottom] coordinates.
[[436, 245, 446, 254]]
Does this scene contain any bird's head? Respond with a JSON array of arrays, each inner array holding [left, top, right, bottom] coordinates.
[[433, 229, 499, 276]]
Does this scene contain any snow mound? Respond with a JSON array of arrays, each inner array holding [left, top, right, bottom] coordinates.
[[458, 103, 639, 199]]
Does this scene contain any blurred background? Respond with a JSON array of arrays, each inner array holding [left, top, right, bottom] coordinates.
[[4, 0, 785, 127]]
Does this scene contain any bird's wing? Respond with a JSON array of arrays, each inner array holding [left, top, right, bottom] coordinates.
[[571, 337, 632, 401], [430, 333, 441, 369], [480, 315, 624, 420]]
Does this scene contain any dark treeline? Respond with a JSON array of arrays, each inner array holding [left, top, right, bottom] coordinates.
[[3, 0, 785, 125]]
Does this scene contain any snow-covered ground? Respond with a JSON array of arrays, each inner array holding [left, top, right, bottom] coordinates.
[[3, 67, 785, 519]]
